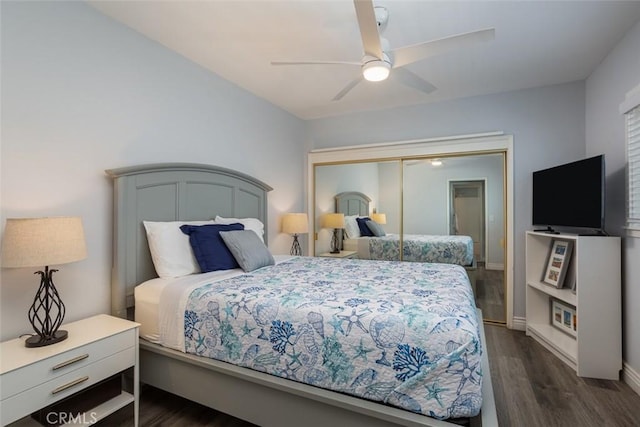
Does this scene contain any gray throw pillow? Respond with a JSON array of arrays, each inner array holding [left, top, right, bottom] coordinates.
[[365, 220, 386, 237], [219, 230, 275, 272]]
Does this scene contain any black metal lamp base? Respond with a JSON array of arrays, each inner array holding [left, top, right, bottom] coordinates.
[[25, 330, 68, 348], [26, 266, 68, 348], [290, 234, 302, 256], [330, 228, 341, 253]]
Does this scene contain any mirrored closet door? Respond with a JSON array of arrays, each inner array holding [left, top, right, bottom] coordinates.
[[314, 160, 401, 259], [312, 150, 507, 324], [402, 153, 506, 323]]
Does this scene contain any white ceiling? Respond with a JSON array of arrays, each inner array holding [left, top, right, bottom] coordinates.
[[90, 1, 640, 120]]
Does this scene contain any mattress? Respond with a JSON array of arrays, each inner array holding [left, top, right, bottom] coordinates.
[[145, 256, 483, 420], [345, 234, 474, 265], [135, 270, 243, 343]]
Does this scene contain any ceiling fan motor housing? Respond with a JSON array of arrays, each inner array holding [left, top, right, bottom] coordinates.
[[374, 6, 389, 32]]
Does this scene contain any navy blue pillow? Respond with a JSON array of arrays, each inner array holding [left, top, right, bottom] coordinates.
[[356, 217, 375, 237], [180, 223, 244, 272]]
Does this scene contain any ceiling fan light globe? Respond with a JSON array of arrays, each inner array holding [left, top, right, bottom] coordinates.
[[362, 60, 391, 82]]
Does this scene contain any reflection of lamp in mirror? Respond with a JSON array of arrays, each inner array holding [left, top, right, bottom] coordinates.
[[323, 213, 345, 254], [1, 217, 87, 348], [282, 213, 308, 256], [371, 213, 387, 225]]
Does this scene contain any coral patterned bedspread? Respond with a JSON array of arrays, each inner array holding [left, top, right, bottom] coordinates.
[[178, 257, 482, 420], [367, 234, 474, 265]]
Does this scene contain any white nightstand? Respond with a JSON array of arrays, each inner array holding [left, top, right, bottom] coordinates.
[[318, 250, 358, 259], [0, 314, 139, 426]]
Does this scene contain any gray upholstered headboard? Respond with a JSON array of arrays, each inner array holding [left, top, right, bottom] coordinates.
[[335, 191, 371, 216], [105, 163, 272, 319]]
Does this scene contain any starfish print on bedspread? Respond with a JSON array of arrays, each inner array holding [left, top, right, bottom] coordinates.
[[352, 337, 375, 361], [229, 295, 255, 318], [445, 353, 481, 394], [424, 380, 449, 408], [337, 307, 370, 336], [241, 320, 256, 337]]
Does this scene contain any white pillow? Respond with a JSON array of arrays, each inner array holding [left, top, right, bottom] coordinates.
[[343, 215, 361, 239], [215, 215, 265, 242], [143, 220, 213, 278]]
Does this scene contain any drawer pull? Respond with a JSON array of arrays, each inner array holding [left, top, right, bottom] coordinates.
[[52, 354, 89, 371], [51, 376, 89, 395]]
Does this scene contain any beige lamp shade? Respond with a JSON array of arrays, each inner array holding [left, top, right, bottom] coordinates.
[[323, 213, 345, 229], [282, 213, 308, 234], [1, 217, 87, 268], [371, 213, 387, 224]]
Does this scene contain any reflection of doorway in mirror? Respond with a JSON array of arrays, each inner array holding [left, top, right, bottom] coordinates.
[[450, 181, 485, 262]]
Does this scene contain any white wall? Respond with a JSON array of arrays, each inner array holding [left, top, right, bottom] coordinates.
[[377, 162, 402, 234], [0, 1, 307, 341], [586, 21, 640, 385], [403, 155, 504, 267], [307, 81, 586, 321]]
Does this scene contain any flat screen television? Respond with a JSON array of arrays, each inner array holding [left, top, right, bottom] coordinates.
[[532, 154, 605, 233]]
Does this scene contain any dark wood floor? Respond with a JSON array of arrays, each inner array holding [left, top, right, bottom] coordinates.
[[474, 262, 505, 323], [99, 324, 640, 427], [485, 325, 640, 427]]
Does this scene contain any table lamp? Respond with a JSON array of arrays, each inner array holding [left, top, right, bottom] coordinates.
[[1, 217, 87, 347], [371, 212, 387, 225], [282, 213, 308, 256], [323, 213, 345, 254]]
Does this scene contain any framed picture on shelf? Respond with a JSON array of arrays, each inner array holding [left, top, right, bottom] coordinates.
[[543, 239, 574, 288], [550, 298, 577, 337]]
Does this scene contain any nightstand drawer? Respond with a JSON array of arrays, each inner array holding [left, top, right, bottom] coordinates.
[[1, 346, 135, 426], [0, 328, 135, 400]]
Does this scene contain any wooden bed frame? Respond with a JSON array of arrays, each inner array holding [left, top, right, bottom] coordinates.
[[106, 163, 497, 427]]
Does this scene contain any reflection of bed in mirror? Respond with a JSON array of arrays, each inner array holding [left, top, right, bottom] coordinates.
[[107, 164, 496, 427], [336, 191, 477, 289], [345, 234, 473, 264]]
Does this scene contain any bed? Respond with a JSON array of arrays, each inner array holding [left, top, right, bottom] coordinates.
[[336, 192, 474, 266], [106, 163, 497, 427], [335, 191, 477, 291], [344, 233, 474, 265]]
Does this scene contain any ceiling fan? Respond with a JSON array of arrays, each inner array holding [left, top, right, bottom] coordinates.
[[271, 0, 495, 101]]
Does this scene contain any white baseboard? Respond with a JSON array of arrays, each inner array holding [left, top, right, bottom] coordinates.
[[510, 316, 526, 331], [623, 362, 640, 396], [485, 262, 504, 271]]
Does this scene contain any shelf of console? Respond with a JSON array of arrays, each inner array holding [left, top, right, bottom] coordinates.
[[526, 281, 576, 306], [526, 322, 577, 369], [525, 231, 621, 380]]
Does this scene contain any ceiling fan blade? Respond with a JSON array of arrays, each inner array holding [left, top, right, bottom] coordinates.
[[332, 76, 363, 101], [392, 68, 437, 94], [393, 28, 495, 68], [353, 0, 383, 59], [271, 60, 360, 66]]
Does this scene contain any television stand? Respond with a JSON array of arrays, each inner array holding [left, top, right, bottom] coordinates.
[[578, 229, 609, 236], [533, 226, 559, 234], [525, 231, 621, 379]]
